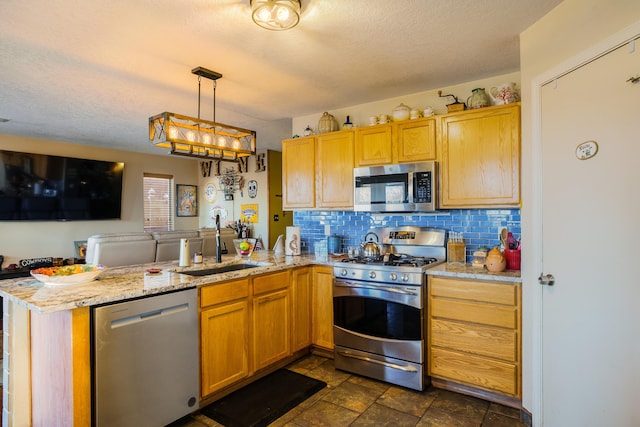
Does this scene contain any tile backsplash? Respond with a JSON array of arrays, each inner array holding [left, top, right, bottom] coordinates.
[[293, 209, 521, 262]]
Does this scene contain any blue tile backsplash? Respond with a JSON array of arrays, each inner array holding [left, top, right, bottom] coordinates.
[[293, 209, 521, 262]]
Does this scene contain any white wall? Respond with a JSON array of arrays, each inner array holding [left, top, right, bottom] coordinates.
[[0, 134, 199, 267], [292, 71, 521, 137], [519, 0, 640, 418]]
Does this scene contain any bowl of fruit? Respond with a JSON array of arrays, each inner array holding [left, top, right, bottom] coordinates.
[[233, 238, 257, 258], [30, 264, 106, 287]]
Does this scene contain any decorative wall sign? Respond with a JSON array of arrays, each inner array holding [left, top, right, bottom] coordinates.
[[204, 181, 218, 203], [208, 206, 228, 225], [238, 157, 249, 173], [176, 184, 198, 217], [576, 140, 598, 160], [241, 204, 258, 223], [255, 152, 266, 172], [200, 161, 212, 177], [248, 180, 258, 198]]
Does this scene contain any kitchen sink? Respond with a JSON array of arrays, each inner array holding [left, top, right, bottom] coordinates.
[[179, 263, 261, 276]]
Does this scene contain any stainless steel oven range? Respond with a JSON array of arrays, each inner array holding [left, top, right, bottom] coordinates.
[[333, 226, 446, 391]]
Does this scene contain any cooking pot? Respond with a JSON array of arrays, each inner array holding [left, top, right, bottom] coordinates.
[[361, 231, 381, 257]]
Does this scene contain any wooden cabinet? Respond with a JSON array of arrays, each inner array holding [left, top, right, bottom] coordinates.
[[439, 103, 520, 208], [395, 118, 437, 162], [252, 271, 291, 371], [311, 265, 334, 351], [315, 131, 354, 208], [282, 136, 315, 209], [200, 278, 251, 397], [428, 276, 521, 400], [355, 124, 393, 166], [282, 131, 354, 210], [291, 267, 312, 352], [354, 118, 436, 167]]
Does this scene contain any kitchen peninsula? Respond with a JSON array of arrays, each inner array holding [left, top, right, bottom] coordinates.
[[0, 252, 520, 425]]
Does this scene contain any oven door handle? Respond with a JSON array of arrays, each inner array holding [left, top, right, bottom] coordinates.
[[336, 350, 418, 373], [335, 282, 418, 296]]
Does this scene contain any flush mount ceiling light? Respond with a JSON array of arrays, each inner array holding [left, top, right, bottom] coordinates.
[[251, 0, 301, 31], [149, 67, 256, 162]]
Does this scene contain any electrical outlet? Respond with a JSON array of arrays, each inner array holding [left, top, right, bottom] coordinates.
[[325, 225, 331, 235]]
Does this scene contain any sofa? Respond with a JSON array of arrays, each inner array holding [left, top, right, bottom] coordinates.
[[85, 229, 237, 267]]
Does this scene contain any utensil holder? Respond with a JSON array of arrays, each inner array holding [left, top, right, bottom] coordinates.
[[504, 248, 521, 270], [447, 240, 466, 266]]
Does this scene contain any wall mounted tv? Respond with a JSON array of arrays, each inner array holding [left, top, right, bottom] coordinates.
[[0, 150, 124, 221]]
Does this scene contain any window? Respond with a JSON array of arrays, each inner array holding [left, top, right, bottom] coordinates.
[[143, 173, 174, 232]]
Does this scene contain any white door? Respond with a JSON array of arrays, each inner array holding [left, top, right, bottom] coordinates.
[[540, 40, 640, 426]]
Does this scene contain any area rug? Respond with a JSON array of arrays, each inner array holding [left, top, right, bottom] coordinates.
[[200, 369, 326, 427]]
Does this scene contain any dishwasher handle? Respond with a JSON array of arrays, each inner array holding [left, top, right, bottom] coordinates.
[[110, 303, 190, 329]]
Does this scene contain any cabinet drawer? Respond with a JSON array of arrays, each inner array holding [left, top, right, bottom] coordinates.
[[431, 318, 517, 362], [253, 271, 290, 295], [430, 277, 517, 306], [200, 279, 250, 308], [430, 297, 517, 328], [430, 347, 518, 396]]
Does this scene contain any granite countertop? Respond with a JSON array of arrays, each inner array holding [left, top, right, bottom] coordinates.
[[426, 263, 522, 283], [0, 251, 323, 314], [0, 252, 521, 314]]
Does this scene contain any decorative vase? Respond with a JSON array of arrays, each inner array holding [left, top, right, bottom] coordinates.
[[317, 112, 338, 133], [466, 88, 490, 109]]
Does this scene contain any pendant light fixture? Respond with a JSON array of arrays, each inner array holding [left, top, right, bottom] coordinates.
[[251, 0, 301, 31], [149, 67, 256, 162]]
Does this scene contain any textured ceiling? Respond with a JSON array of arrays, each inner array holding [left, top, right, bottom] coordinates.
[[0, 0, 562, 154]]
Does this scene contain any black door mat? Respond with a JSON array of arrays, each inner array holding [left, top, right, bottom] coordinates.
[[200, 369, 326, 427]]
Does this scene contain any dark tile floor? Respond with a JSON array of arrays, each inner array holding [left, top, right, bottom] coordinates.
[[176, 354, 527, 427]]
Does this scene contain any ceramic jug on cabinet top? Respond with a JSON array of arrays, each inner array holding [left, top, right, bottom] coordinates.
[[466, 88, 489, 109], [489, 82, 519, 105]]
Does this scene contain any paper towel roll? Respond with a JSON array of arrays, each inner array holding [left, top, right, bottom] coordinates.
[[285, 226, 301, 256], [179, 238, 191, 267]]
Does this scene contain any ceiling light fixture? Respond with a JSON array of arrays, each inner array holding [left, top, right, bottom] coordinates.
[[251, 0, 301, 31], [149, 67, 256, 162]]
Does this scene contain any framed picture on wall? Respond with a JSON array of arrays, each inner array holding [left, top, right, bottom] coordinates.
[[176, 184, 198, 217]]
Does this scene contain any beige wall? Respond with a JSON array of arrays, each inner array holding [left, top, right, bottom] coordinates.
[[0, 134, 199, 266], [519, 0, 640, 417]]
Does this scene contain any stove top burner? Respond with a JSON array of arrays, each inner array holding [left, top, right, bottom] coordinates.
[[341, 253, 440, 267]]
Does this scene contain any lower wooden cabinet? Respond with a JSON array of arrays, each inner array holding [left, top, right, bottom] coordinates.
[[200, 278, 251, 397], [428, 276, 521, 399], [252, 271, 291, 371], [291, 267, 312, 352], [311, 265, 334, 351]]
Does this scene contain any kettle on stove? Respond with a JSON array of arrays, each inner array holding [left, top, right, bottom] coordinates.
[[361, 232, 381, 257]]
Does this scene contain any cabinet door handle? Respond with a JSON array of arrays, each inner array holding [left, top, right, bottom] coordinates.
[[538, 273, 555, 286]]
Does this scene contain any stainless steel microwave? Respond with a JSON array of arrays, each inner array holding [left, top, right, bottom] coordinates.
[[353, 161, 437, 212]]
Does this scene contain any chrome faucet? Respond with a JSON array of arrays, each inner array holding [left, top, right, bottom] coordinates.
[[215, 214, 222, 263]]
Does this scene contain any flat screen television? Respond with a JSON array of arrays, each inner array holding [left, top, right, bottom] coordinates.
[[0, 150, 124, 221]]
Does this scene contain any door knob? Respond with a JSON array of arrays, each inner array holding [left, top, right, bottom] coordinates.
[[538, 273, 555, 286]]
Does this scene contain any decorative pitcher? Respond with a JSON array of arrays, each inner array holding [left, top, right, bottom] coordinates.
[[489, 82, 519, 105], [466, 88, 489, 109]]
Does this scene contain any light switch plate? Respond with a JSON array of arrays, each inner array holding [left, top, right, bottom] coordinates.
[[325, 225, 331, 235]]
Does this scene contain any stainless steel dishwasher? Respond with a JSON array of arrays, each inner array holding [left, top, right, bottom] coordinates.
[[92, 288, 199, 427]]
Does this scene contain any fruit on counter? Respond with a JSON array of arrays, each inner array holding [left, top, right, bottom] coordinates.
[[239, 241, 250, 251]]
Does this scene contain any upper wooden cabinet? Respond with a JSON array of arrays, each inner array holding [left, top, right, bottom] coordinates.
[[315, 131, 354, 208], [282, 131, 354, 210], [354, 123, 393, 166], [354, 117, 437, 167], [282, 136, 315, 209], [439, 103, 521, 208]]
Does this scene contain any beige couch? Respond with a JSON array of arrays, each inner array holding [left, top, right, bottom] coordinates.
[[85, 229, 236, 267]]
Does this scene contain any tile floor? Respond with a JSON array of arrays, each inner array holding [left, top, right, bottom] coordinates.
[[174, 354, 527, 427]]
